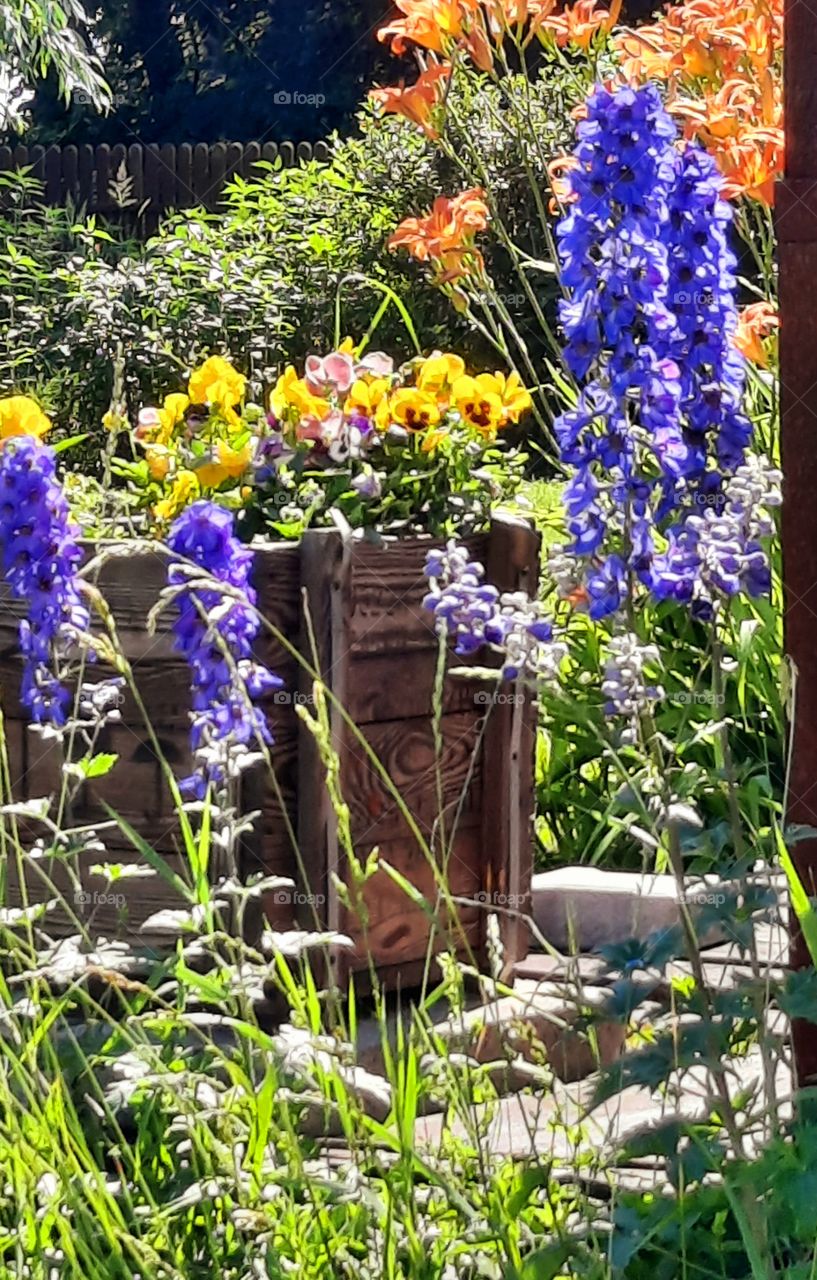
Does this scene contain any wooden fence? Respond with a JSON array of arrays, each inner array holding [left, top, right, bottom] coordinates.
[[0, 140, 331, 232]]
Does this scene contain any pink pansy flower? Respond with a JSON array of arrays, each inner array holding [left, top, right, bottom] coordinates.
[[296, 415, 328, 443], [304, 352, 356, 396], [356, 351, 394, 378]]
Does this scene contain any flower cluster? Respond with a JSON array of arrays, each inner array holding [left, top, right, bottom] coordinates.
[[270, 344, 529, 447], [421, 83, 779, 738], [389, 190, 490, 284], [423, 541, 566, 683], [615, 0, 783, 206], [601, 634, 664, 742], [0, 437, 89, 726], [123, 344, 528, 537], [166, 501, 281, 798], [126, 356, 257, 524], [550, 84, 777, 624], [376, 0, 622, 77]]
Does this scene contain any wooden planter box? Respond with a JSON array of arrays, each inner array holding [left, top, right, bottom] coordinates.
[[0, 517, 539, 985]]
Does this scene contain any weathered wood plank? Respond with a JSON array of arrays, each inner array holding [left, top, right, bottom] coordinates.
[[296, 529, 352, 956], [345, 534, 487, 656], [480, 517, 540, 971], [344, 827, 485, 971], [343, 711, 483, 846], [345, 652, 487, 724]]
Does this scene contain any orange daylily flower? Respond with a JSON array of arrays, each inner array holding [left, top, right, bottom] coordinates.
[[540, 0, 622, 49], [733, 300, 779, 367], [614, 0, 783, 207], [484, 0, 542, 38], [718, 130, 783, 205], [370, 64, 451, 138], [389, 188, 489, 282], [378, 0, 464, 54], [377, 0, 493, 69]]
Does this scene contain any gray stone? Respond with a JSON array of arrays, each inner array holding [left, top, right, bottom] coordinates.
[[432, 985, 626, 1084], [531, 867, 729, 954]]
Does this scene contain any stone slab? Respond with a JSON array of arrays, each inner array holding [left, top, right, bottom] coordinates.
[[432, 985, 626, 1084], [531, 867, 739, 954]]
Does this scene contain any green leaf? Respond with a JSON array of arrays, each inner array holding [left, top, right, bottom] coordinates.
[[77, 752, 118, 779], [519, 1242, 572, 1279], [52, 433, 90, 455], [778, 827, 817, 967]]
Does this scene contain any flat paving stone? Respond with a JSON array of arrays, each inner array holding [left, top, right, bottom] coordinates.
[[415, 1046, 792, 1163], [531, 868, 761, 953]]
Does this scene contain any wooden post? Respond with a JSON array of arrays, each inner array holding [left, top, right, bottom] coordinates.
[[779, 0, 817, 1085]]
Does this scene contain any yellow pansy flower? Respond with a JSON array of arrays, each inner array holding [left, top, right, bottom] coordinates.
[[451, 373, 505, 435], [158, 392, 190, 440], [346, 377, 389, 418], [388, 388, 441, 432], [154, 470, 199, 522], [416, 353, 466, 402], [421, 427, 448, 454], [195, 440, 253, 488], [338, 337, 357, 355], [492, 370, 532, 424], [0, 395, 51, 441], [270, 366, 332, 422], [188, 357, 246, 423]]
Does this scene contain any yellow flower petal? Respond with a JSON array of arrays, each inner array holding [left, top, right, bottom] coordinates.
[[0, 395, 51, 441], [188, 356, 246, 413]]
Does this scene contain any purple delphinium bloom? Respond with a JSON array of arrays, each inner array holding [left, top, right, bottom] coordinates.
[[551, 82, 777, 626], [167, 501, 282, 798], [601, 633, 664, 745], [553, 84, 683, 602], [664, 144, 752, 478], [651, 454, 781, 619], [423, 541, 565, 683], [0, 437, 89, 726]]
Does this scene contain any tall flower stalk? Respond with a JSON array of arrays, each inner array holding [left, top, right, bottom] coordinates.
[[166, 501, 281, 800], [0, 437, 89, 728], [425, 82, 780, 752]]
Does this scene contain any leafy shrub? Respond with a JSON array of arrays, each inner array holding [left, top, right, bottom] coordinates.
[[0, 68, 576, 444]]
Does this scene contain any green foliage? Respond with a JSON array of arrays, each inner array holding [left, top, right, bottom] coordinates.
[[0, 66, 576, 445], [0, 0, 108, 130], [516, 477, 784, 874]]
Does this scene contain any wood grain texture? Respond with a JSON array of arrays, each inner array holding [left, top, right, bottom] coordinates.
[[480, 517, 540, 971], [0, 525, 537, 984], [296, 529, 353, 958], [345, 534, 487, 656], [781, 0, 817, 1087], [342, 829, 485, 975], [343, 712, 483, 846]]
